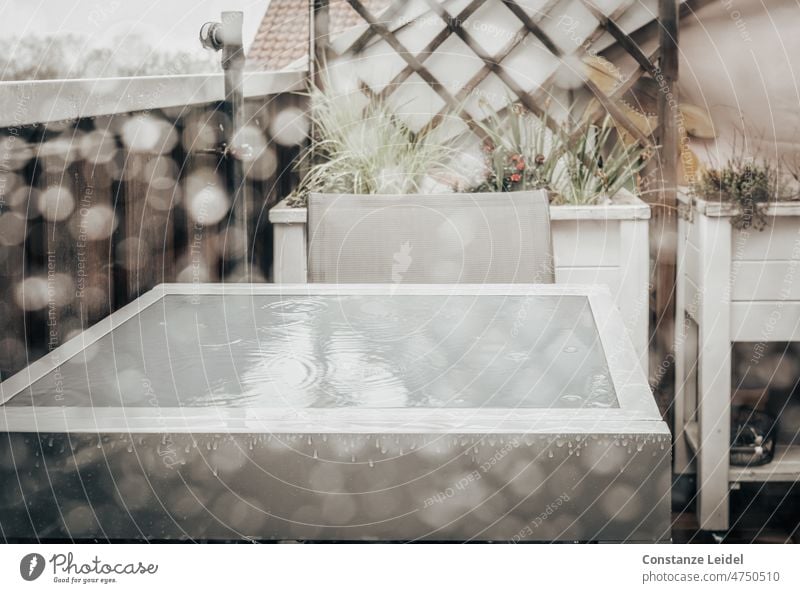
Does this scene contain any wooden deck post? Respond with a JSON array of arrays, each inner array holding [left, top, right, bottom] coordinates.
[[310, 0, 329, 90], [695, 212, 732, 531], [654, 0, 680, 386]]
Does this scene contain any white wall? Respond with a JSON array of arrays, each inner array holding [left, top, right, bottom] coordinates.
[[679, 0, 800, 165]]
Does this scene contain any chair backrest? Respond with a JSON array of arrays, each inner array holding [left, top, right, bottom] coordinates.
[[307, 191, 554, 284]]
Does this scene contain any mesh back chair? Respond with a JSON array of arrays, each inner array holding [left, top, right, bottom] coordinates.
[[308, 191, 554, 284]]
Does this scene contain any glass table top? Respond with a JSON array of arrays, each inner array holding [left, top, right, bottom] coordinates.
[[6, 294, 617, 409]]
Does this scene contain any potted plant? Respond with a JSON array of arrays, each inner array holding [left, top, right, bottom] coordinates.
[[270, 87, 651, 367], [673, 154, 800, 530]]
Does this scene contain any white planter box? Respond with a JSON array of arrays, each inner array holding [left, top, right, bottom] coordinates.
[[674, 192, 800, 531], [269, 190, 650, 369]]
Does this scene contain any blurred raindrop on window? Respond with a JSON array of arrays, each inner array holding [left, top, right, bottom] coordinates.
[[245, 145, 278, 181], [181, 111, 222, 153], [79, 129, 118, 164], [0, 171, 24, 195], [39, 136, 81, 172], [14, 277, 51, 311], [0, 137, 33, 170], [269, 107, 309, 147], [231, 125, 267, 162], [0, 212, 27, 246], [10, 186, 41, 219], [144, 156, 179, 188], [121, 115, 178, 154], [37, 186, 75, 221], [184, 168, 229, 225], [68, 204, 118, 241]]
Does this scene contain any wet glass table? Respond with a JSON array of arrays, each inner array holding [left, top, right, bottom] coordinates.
[[0, 284, 670, 542]]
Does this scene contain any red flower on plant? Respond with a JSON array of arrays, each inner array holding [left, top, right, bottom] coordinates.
[[510, 173, 521, 182]]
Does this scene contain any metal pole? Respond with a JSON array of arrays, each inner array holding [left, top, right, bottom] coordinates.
[[200, 11, 250, 281], [309, 1, 329, 168]]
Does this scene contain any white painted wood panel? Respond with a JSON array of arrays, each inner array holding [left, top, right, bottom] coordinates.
[[695, 213, 732, 531], [730, 302, 800, 341], [555, 266, 619, 287], [731, 260, 800, 301], [272, 223, 307, 284], [673, 215, 692, 474], [618, 218, 650, 371], [686, 211, 702, 252], [684, 275, 701, 324], [733, 218, 800, 261], [683, 240, 701, 288], [552, 219, 620, 267]]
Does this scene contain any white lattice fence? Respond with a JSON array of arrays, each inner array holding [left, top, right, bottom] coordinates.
[[311, 0, 683, 144]]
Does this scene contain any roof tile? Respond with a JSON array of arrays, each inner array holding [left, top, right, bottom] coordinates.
[[247, 0, 390, 70]]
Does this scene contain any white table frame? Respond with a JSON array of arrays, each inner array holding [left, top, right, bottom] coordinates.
[[1, 283, 663, 435]]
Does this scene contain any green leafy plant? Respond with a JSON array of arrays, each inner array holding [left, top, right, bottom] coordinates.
[[287, 85, 459, 205], [471, 103, 648, 205], [555, 115, 649, 205], [472, 102, 563, 193], [694, 157, 783, 230], [288, 85, 649, 207]]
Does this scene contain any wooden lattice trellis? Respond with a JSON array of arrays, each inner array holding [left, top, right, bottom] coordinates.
[[310, 0, 681, 380], [311, 0, 677, 145]]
